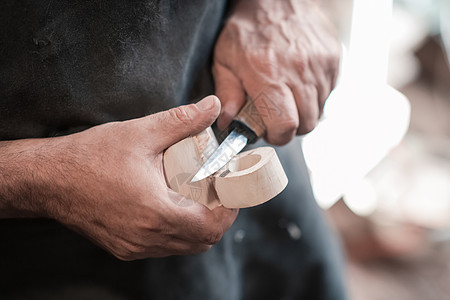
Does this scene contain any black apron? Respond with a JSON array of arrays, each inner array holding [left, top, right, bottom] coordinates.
[[0, 1, 347, 299]]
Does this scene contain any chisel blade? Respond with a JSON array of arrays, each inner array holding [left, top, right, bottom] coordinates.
[[190, 129, 247, 182]]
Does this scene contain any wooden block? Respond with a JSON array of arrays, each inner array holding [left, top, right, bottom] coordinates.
[[163, 128, 221, 209], [163, 127, 288, 209]]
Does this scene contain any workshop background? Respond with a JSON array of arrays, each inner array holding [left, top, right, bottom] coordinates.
[[311, 0, 450, 299]]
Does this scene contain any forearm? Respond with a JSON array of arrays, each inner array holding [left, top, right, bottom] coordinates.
[[1, 97, 239, 259], [0, 138, 60, 218]]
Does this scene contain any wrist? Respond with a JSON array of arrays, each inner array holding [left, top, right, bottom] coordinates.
[[226, 0, 322, 37], [0, 138, 65, 219], [230, 0, 319, 19]]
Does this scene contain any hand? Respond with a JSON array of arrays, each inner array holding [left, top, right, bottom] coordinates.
[[0, 96, 238, 260], [213, 0, 340, 145]]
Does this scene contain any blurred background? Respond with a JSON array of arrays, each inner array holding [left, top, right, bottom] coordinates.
[[307, 0, 450, 299]]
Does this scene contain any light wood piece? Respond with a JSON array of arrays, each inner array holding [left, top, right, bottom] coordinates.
[[163, 127, 288, 209]]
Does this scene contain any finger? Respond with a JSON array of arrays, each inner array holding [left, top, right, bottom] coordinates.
[[309, 59, 334, 117], [161, 240, 212, 257], [140, 239, 212, 259], [329, 59, 340, 93], [148, 95, 221, 152], [210, 205, 239, 233], [327, 44, 341, 91], [165, 189, 238, 245], [116, 238, 212, 260], [243, 79, 299, 146], [316, 72, 332, 116], [212, 62, 246, 131], [291, 83, 320, 135]]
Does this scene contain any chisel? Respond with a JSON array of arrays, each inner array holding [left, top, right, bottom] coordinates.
[[191, 98, 266, 182]]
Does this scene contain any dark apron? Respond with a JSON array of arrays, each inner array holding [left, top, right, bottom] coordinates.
[[0, 1, 346, 299]]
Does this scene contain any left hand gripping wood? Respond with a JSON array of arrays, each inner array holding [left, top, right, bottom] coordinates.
[[163, 127, 288, 209]]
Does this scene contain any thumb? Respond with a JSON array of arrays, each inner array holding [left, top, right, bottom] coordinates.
[[151, 95, 221, 151]]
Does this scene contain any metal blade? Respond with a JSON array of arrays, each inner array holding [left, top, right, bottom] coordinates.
[[191, 129, 248, 182]]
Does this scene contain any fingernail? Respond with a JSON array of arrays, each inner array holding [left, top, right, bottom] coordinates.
[[197, 96, 218, 111]]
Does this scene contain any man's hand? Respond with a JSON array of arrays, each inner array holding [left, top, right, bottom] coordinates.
[[213, 0, 340, 145], [0, 96, 238, 260]]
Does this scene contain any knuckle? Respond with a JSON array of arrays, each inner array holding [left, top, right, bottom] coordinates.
[[298, 118, 318, 135], [223, 208, 239, 227], [148, 215, 167, 233], [203, 227, 223, 245], [293, 49, 308, 73], [295, 47, 308, 62], [293, 58, 307, 75], [250, 48, 270, 62], [168, 106, 194, 125], [266, 118, 298, 146], [279, 118, 299, 134], [267, 134, 292, 146], [167, 103, 213, 133], [248, 49, 280, 77]]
